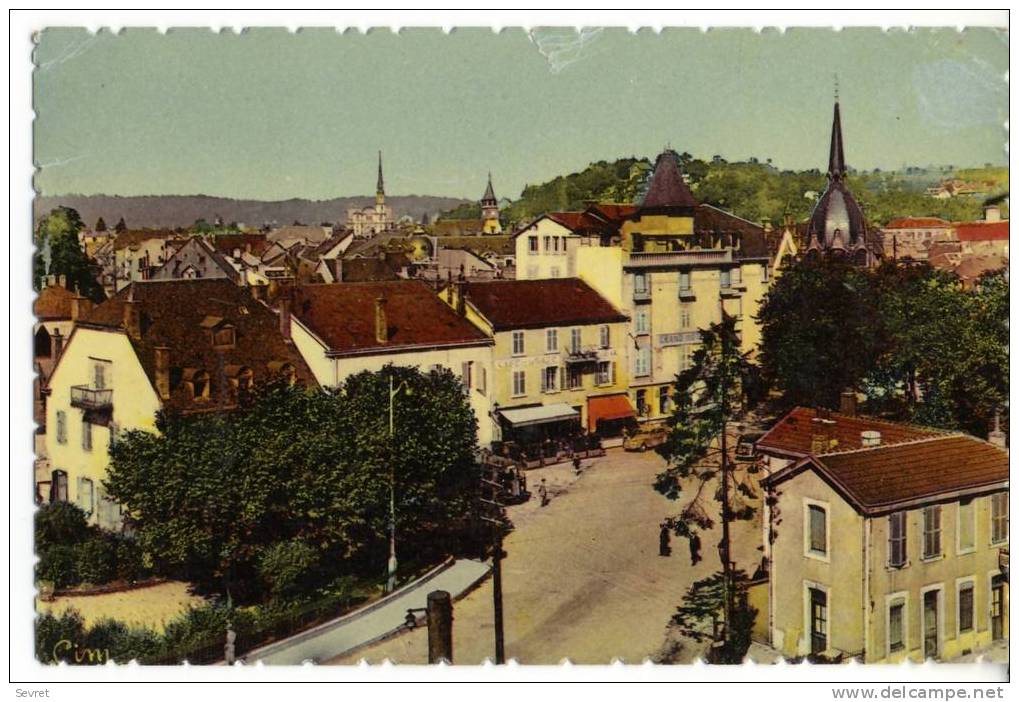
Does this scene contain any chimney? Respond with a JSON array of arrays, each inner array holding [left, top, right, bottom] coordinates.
[[455, 280, 468, 317], [839, 390, 857, 417], [70, 294, 92, 323], [123, 286, 141, 340], [861, 430, 881, 448], [988, 411, 1007, 449], [984, 205, 1001, 223], [278, 296, 291, 341], [58, 274, 67, 289], [51, 328, 64, 361], [153, 346, 171, 400], [375, 295, 388, 344], [810, 434, 828, 456]]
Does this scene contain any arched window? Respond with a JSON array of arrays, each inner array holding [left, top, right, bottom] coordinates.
[[50, 470, 68, 503], [183, 369, 210, 400]]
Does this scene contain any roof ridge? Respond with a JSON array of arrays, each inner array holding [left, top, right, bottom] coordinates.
[[792, 405, 952, 435], [817, 432, 962, 457]]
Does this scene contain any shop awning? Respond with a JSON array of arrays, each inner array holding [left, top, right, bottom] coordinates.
[[499, 403, 580, 428], [587, 394, 636, 432]]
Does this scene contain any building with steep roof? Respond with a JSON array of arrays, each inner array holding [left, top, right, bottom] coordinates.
[[760, 420, 1009, 663], [440, 278, 632, 446], [804, 100, 882, 266], [42, 279, 315, 528], [480, 173, 502, 234], [346, 151, 396, 238], [286, 281, 495, 444]]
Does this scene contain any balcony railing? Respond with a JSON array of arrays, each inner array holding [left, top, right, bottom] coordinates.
[[626, 249, 733, 269], [70, 385, 113, 410], [633, 288, 652, 302], [564, 345, 602, 364]]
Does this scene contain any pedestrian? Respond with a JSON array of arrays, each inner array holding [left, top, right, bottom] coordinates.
[[689, 531, 702, 566], [538, 478, 549, 507], [659, 522, 671, 557], [573, 456, 582, 475]]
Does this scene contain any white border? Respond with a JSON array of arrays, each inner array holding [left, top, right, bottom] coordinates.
[[9, 7, 1010, 689]]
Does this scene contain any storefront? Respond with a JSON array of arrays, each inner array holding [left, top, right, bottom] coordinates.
[[587, 393, 637, 446]]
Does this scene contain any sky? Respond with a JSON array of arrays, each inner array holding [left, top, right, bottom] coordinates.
[[33, 26, 1008, 201]]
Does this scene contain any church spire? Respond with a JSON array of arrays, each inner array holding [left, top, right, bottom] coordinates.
[[482, 172, 497, 205], [827, 96, 846, 180], [376, 150, 385, 196]]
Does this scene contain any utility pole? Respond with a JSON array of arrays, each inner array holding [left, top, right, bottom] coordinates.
[[387, 375, 410, 594], [479, 472, 508, 664]]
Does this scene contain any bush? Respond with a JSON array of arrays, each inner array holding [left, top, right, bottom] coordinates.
[[35, 502, 89, 553], [257, 541, 320, 600], [36, 610, 86, 664], [113, 536, 147, 582], [36, 544, 78, 588], [85, 618, 163, 663], [73, 537, 118, 585]]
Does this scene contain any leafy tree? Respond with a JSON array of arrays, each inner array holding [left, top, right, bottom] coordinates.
[[105, 368, 480, 602], [670, 569, 757, 664], [33, 207, 105, 301], [656, 313, 761, 663]]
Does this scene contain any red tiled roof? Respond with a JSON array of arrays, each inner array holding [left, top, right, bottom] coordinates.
[[756, 406, 944, 458], [292, 281, 491, 355], [954, 221, 1009, 242], [208, 233, 271, 257], [883, 217, 953, 229], [806, 435, 1008, 512], [34, 285, 76, 321], [462, 278, 627, 331], [79, 279, 316, 413], [587, 203, 638, 223]]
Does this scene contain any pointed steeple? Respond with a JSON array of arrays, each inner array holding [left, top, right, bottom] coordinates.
[[481, 172, 497, 205], [640, 149, 698, 210], [827, 99, 846, 180], [376, 150, 385, 196]]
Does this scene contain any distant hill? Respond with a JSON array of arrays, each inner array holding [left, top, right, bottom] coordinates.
[[33, 194, 471, 230]]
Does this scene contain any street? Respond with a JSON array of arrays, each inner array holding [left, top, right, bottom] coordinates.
[[328, 448, 762, 664]]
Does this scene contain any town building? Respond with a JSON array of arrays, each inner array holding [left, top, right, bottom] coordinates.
[[480, 173, 502, 234], [880, 217, 955, 261], [513, 149, 772, 425], [111, 230, 183, 292], [347, 151, 396, 238], [284, 281, 495, 445], [804, 99, 883, 266], [41, 279, 315, 528], [757, 406, 1009, 662], [440, 278, 632, 448], [148, 236, 242, 283]]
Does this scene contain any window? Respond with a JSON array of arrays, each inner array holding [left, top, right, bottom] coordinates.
[[526, 265, 539, 279], [888, 512, 907, 568], [213, 326, 236, 348], [730, 267, 742, 286], [809, 587, 828, 654], [528, 236, 538, 253], [923, 505, 942, 559], [762, 265, 770, 283], [512, 370, 526, 397], [460, 361, 472, 391], [56, 410, 67, 444], [567, 366, 583, 390], [658, 386, 671, 414], [889, 599, 906, 653], [478, 367, 487, 396], [550, 266, 561, 278], [720, 269, 731, 288], [958, 582, 974, 633], [596, 361, 613, 386], [957, 499, 975, 553], [78, 477, 94, 515], [808, 504, 827, 556], [599, 325, 610, 349], [553, 237, 560, 252], [542, 366, 558, 393], [570, 328, 582, 354], [679, 270, 691, 291], [635, 347, 651, 377], [543, 235, 551, 251], [81, 419, 92, 452], [546, 329, 558, 353], [680, 305, 692, 329], [92, 359, 110, 390], [635, 310, 649, 334], [635, 389, 648, 416], [991, 493, 1008, 544], [512, 331, 525, 356], [634, 272, 648, 293], [50, 470, 68, 503]]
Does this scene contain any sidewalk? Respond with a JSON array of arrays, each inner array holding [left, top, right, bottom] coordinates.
[[243, 559, 491, 665]]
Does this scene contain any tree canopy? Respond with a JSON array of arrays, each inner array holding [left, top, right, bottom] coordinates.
[[33, 206, 105, 301], [105, 366, 480, 602], [757, 258, 1008, 436]]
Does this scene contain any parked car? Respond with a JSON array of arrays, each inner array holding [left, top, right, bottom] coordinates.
[[623, 425, 669, 452]]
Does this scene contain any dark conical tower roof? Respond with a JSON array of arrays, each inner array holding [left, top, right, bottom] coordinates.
[[376, 151, 385, 195], [640, 149, 698, 211], [807, 100, 871, 259], [481, 172, 497, 205]]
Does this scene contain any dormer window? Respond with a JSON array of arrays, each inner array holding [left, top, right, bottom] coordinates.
[[213, 326, 236, 348], [268, 361, 297, 386], [226, 364, 254, 391], [183, 368, 210, 401]]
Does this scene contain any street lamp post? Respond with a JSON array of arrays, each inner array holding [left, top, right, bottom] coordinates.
[[386, 375, 410, 594]]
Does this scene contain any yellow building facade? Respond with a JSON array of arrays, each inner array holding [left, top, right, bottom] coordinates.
[[763, 435, 1009, 662]]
